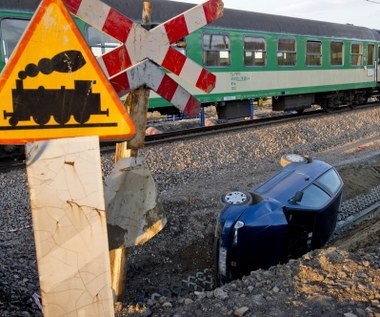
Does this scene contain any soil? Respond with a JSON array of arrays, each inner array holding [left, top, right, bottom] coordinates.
[[118, 134, 380, 316], [339, 160, 380, 200], [1, 108, 380, 317]]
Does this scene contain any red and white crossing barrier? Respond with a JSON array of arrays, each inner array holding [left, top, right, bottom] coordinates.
[[63, 0, 223, 92], [63, 0, 224, 115], [63, 0, 134, 43], [110, 60, 201, 116]]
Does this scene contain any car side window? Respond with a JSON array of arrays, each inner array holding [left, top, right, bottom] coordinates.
[[296, 168, 341, 208], [298, 184, 330, 208]]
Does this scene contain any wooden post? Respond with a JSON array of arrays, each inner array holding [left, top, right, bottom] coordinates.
[[108, 2, 152, 300], [109, 247, 128, 299], [109, 88, 150, 300]]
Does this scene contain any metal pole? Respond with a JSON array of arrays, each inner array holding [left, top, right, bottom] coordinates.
[[200, 106, 205, 127], [249, 98, 254, 120]]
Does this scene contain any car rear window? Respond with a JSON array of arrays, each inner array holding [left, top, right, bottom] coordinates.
[[315, 169, 342, 195]]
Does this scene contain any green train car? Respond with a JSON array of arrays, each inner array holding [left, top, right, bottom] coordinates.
[[1, 0, 380, 120]]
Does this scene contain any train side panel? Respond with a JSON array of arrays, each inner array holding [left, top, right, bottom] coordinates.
[[148, 26, 379, 116]]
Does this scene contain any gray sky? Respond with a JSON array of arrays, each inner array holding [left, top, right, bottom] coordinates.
[[169, 0, 380, 29]]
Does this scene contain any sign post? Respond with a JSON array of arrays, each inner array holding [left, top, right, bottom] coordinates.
[[0, 0, 136, 315], [107, 2, 158, 299], [26, 136, 114, 316], [108, 89, 152, 299]]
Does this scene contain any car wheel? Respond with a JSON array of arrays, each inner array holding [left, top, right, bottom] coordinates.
[[222, 191, 251, 205], [280, 154, 309, 167]]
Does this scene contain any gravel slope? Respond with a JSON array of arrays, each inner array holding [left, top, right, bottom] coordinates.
[[118, 107, 380, 316], [0, 107, 380, 316]]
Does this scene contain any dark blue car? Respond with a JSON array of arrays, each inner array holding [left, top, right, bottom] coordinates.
[[215, 155, 344, 284]]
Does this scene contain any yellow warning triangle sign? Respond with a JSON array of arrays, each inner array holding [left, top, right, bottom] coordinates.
[[0, 0, 135, 144]]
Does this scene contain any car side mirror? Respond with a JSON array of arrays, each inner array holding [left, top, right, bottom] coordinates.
[[290, 191, 303, 204]]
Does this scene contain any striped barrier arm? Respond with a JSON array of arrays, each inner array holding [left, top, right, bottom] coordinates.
[[63, 0, 223, 93], [63, 0, 223, 115], [109, 60, 201, 116]]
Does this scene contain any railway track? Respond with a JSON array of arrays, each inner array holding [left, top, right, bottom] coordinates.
[[116, 102, 379, 149], [1, 102, 378, 170]]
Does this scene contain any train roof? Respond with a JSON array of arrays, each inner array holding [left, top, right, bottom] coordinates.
[[1, 0, 380, 41], [0, 0, 41, 12]]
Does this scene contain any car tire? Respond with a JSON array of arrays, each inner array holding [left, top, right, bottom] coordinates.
[[221, 191, 251, 205], [280, 154, 309, 167]]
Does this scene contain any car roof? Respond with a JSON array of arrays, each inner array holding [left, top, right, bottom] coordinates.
[[252, 160, 334, 203]]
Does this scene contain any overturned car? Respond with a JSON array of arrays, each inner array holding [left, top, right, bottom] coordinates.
[[214, 155, 343, 284]]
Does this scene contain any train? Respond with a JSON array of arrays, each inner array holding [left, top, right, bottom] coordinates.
[[1, 0, 380, 122]]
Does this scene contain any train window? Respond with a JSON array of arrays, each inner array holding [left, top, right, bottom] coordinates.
[[277, 38, 296, 66], [244, 36, 266, 67], [330, 41, 343, 66], [203, 33, 230, 67], [368, 44, 375, 66], [350, 43, 363, 66], [306, 41, 322, 66], [0, 18, 29, 63], [87, 26, 120, 57]]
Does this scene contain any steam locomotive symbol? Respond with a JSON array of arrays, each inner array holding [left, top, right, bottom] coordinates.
[[3, 50, 109, 127]]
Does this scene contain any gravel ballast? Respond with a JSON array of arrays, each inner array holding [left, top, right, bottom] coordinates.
[[0, 107, 380, 316]]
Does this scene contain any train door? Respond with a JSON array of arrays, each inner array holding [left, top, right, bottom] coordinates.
[[366, 43, 375, 81]]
